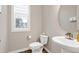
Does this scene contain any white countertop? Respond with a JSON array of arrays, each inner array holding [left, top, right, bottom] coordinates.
[[52, 36, 79, 48]]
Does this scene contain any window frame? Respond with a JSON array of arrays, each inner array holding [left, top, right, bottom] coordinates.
[[11, 5, 30, 32]]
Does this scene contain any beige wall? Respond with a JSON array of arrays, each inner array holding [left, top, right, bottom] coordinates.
[[77, 6, 79, 31], [0, 6, 8, 52], [7, 5, 42, 52], [42, 5, 67, 52], [7, 5, 71, 52], [1, 5, 75, 52]]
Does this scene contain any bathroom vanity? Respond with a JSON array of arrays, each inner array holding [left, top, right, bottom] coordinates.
[[52, 36, 79, 53]]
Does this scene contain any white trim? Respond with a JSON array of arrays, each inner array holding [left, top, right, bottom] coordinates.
[[8, 48, 30, 53], [11, 5, 30, 32], [8, 47, 51, 53]]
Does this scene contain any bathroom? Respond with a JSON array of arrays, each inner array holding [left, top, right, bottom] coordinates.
[[0, 5, 79, 53]]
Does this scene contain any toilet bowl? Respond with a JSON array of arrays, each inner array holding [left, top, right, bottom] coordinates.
[[29, 42, 43, 53], [29, 35, 48, 53]]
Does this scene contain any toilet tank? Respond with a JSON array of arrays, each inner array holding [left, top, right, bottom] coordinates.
[[40, 35, 48, 45]]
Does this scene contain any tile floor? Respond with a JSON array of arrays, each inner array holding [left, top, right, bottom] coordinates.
[[19, 48, 48, 53]]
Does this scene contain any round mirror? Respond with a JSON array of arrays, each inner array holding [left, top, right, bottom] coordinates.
[[59, 5, 77, 32]]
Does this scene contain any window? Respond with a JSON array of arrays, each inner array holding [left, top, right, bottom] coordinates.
[[11, 5, 30, 32]]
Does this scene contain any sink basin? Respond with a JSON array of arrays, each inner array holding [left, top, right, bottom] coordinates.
[[52, 36, 79, 53]]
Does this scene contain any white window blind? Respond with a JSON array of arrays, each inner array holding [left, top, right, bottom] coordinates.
[[14, 5, 29, 14], [11, 5, 30, 32]]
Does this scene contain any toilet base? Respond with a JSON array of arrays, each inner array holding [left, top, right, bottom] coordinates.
[[32, 47, 43, 53]]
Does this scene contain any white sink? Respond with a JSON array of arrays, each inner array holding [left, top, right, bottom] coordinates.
[[52, 36, 79, 53]]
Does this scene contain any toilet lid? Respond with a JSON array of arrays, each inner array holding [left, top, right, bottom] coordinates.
[[29, 42, 43, 49]]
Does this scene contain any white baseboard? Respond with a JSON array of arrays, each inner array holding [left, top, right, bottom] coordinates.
[[8, 47, 51, 53], [8, 48, 30, 53]]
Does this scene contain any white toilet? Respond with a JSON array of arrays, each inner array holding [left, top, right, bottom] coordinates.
[[29, 34, 48, 53]]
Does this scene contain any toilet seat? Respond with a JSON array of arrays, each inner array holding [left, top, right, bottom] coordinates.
[[29, 42, 43, 49]]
